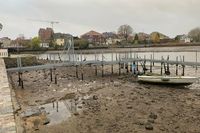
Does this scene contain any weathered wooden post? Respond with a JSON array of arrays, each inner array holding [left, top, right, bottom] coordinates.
[[95, 51, 97, 76], [54, 68, 57, 84], [119, 54, 121, 76], [161, 57, 163, 75], [153, 51, 155, 66], [76, 65, 78, 78], [176, 56, 178, 76], [196, 51, 198, 70], [182, 56, 185, 76], [81, 51, 83, 80], [18, 72, 21, 86], [143, 55, 146, 74], [50, 68, 53, 82], [150, 55, 152, 73], [136, 54, 139, 71], [101, 51, 104, 77], [167, 55, 170, 73], [111, 52, 114, 74]]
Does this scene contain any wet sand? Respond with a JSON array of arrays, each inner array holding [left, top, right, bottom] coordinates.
[[9, 63, 200, 133]]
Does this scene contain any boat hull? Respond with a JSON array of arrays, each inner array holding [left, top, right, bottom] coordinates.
[[138, 76, 198, 86]]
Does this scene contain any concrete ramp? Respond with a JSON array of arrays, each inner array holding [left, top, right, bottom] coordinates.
[[0, 58, 16, 133]]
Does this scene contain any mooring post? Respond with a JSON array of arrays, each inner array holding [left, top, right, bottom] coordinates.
[[101, 51, 104, 77], [18, 72, 21, 86], [76, 65, 78, 78], [182, 56, 185, 76], [54, 68, 57, 84], [167, 55, 170, 73], [50, 68, 53, 82], [56, 101, 58, 112], [111, 52, 114, 74], [150, 55, 152, 73], [196, 51, 198, 70], [161, 57, 163, 75], [136, 54, 139, 71], [119, 54, 121, 76], [81, 51, 83, 80], [20, 72, 24, 89], [176, 56, 178, 76], [143, 55, 146, 74], [153, 51, 155, 66]]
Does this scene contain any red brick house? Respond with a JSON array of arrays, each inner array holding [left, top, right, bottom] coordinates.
[[81, 30, 105, 45], [38, 27, 54, 43]]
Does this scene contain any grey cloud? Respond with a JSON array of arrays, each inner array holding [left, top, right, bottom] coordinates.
[[0, 0, 200, 39]]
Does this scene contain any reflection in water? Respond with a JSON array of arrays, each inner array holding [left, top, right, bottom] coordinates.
[[40, 100, 81, 125]]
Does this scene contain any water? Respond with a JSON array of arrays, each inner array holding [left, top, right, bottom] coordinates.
[[40, 100, 81, 125], [38, 51, 200, 63]]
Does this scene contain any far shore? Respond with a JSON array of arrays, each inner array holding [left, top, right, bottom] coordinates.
[[10, 43, 200, 55]]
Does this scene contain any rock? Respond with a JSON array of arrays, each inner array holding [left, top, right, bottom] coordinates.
[[114, 81, 121, 87], [147, 119, 155, 123], [127, 105, 133, 109], [74, 112, 79, 116], [43, 118, 50, 125], [93, 95, 98, 100], [145, 123, 153, 130], [149, 112, 157, 119]]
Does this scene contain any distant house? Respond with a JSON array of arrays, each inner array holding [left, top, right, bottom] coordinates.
[[137, 32, 151, 43], [38, 27, 54, 47], [81, 30, 105, 45], [175, 34, 191, 43], [0, 37, 12, 48], [0, 49, 8, 58], [150, 32, 170, 43], [40, 42, 49, 48], [102, 32, 121, 45], [53, 33, 72, 46]]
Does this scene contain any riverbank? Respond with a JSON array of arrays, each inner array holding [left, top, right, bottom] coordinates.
[[8, 62, 200, 133]]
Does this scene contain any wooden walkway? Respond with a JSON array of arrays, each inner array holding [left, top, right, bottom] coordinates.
[[0, 59, 16, 133], [6, 58, 199, 73]]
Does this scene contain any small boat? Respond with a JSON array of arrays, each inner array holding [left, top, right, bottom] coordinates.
[[137, 75, 199, 85]]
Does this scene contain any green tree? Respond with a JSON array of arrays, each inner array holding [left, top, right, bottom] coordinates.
[[74, 39, 89, 49], [118, 24, 133, 41], [188, 27, 200, 42], [31, 37, 41, 50], [134, 34, 139, 44]]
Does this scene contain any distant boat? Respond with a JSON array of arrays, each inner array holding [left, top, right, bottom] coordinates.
[[138, 76, 198, 85]]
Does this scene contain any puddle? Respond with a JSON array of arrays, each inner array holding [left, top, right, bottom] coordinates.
[[40, 99, 82, 125]]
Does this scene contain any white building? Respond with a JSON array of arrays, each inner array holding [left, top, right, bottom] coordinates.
[[40, 43, 49, 48], [0, 49, 8, 58]]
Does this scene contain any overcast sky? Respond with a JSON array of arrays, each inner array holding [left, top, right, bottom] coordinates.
[[0, 0, 200, 39]]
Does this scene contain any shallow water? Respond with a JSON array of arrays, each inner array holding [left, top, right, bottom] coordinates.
[[40, 100, 80, 125]]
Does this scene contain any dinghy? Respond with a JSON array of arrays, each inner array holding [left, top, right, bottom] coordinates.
[[138, 76, 198, 85]]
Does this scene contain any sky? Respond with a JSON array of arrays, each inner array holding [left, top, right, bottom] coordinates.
[[0, 0, 200, 39]]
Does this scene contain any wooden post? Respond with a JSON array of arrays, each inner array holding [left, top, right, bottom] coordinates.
[[133, 62, 136, 74], [176, 56, 178, 76], [161, 63, 163, 75], [81, 52, 83, 80], [76, 65, 78, 78], [136, 54, 139, 71], [182, 56, 185, 76], [20, 73, 24, 89], [50, 69, 53, 82], [150, 55, 152, 73], [196, 51, 198, 70], [18, 72, 21, 86], [111, 52, 114, 74], [54, 68, 57, 84], [153, 52, 155, 66], [119, 54, 121, 75], [95, 51, 97, 76], [143, 55, 146, 74], [102, 52, 104, 77]]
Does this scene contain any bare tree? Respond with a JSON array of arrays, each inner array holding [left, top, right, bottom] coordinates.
[[118, 24, 133, 41], [188, 27, 200, 42]]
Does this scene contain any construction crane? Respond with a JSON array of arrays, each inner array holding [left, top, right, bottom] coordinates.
[[28, 19, 59, 30]]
